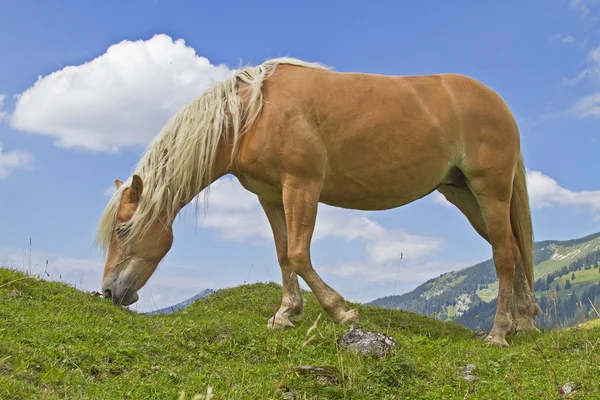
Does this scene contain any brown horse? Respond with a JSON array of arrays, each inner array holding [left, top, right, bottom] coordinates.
[[96, 58, 541, 347]]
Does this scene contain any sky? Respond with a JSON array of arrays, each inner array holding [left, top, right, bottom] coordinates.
[[1, 0, 600, 313]]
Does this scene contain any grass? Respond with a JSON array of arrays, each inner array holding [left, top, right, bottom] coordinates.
[[1, 267, 600, 399]]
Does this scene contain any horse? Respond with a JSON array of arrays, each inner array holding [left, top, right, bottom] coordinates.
[[96, 57, 541, 347]]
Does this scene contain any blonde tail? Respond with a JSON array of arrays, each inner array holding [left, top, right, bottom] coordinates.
[[510, 152, 535, 291]]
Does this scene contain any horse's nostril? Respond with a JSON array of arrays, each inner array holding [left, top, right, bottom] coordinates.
[[103, 289, 112, 299]]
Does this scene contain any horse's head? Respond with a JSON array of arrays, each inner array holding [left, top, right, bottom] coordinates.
[[101, 175, 173, 306]]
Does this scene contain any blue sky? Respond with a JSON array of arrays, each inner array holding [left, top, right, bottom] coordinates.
[[1, 0, 599, 312]]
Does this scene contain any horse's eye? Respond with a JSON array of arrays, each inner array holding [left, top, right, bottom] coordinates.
[[115, 223, 131, 240]]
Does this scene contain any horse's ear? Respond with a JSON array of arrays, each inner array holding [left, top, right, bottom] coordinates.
[[114, 179, 123, 189], [130, 174, 144, 203]]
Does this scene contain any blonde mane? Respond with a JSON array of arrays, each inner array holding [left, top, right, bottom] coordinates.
[[95, 57, 330, 253]]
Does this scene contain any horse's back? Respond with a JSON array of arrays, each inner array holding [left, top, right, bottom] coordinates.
[[263, 64, 516, 143]]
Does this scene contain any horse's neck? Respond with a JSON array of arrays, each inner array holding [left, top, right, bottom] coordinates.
[[176, 137, 234, 211]]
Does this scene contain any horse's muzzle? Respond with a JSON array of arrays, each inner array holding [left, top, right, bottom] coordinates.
[[102, 281, 139, 306]]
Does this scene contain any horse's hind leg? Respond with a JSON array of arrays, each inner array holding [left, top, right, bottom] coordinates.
[[439, 185, 513, 334], [281, 176, 359, 324], [512, 257, 540, 333], [466, 174, 522, 347], [259, 197, 304, 329], [438, 185, 538, 335], [437, 185, 490, 241]]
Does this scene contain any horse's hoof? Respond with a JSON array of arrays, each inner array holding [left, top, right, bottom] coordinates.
[[338, 309, 360, 324], [484, 334, 509, 348], [516, 317, 538, 333], [267, 313, 295, 329]]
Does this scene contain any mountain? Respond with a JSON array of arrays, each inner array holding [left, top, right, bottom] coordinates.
[[145, 288, 214, 315], [368, 231, 600, 331], [2, 266, 600, 398]]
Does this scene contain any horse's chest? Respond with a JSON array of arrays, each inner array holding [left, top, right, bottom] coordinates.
[[235, 175, 283, 205]]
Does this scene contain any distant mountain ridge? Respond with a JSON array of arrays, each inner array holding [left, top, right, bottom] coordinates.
[[146, 288, 214, 315], [368, 231, 600, 330]]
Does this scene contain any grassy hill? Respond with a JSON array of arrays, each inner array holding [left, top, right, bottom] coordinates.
[[1, 267, 600, 399], [369, 232, 600, 331]]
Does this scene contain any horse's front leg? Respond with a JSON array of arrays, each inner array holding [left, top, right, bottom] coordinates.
[[259, 197, 304, 329], [281, 177, 359, 324]]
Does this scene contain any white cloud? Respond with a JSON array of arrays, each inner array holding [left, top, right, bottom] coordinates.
[[197, 178, 443, 261], [0, 247, 103, 294], [104, 185, 117, 197], [194, 177, 443, 283], [200, 210, 272, 241], [527, 170, 600, 214], [0, 247, 221, 313], [570, 0, 591, 18], [202, 178, 259, 212], [319, 260, 458, 285], [0, 94, 8, 121], [0, 141, 33, 180], [564, 46, 600, 87], [429, 170, 600, 217], [312, 207, 442, 263], [11, 34, 233, 152], [195, 178, 271, 241], [567, 44, 600, 116], [585, 45, 600, 65], [552, 33, 576, 44], [569, 92, 600, 117], [0, 96, 32, 179], [431, 191, 453, 208]]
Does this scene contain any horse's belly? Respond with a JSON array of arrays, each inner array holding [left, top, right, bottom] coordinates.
[[317, 128, 453, 210], [318, 168, 444, 211], [319, 193, 432, 211]]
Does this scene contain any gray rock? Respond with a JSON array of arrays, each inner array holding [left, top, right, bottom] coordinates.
[[461, 364, 477, 383], [559, 381, 581, 398], [474, 331, 487, 340], [281, 388, 297, 400], [294, 365, 342, 386], [337, 325, 396, 358]]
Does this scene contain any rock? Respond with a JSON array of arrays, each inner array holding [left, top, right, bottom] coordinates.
[[294, 365, 343, 386], [281, 388, 297, 399], [474, 331, 487, 340], [559, 381, 581, 398], [337, 325, 396, 358], [460, 364, 477, 383]]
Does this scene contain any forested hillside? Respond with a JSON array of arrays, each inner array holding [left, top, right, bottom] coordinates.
[[369, 232, 600, 331]]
